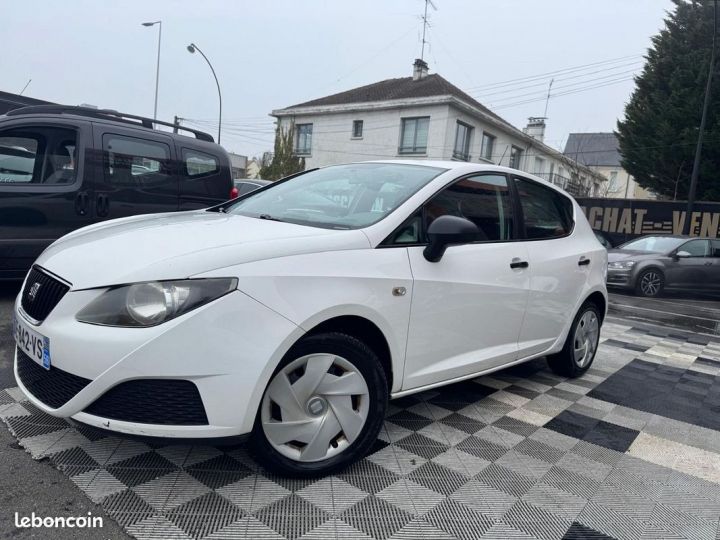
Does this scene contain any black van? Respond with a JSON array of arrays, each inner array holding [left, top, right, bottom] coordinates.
[[0, 105, 235, 279]]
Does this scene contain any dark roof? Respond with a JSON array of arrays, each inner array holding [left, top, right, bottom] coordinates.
[[563, 132, 621, 167], [0, 90, 53, 116], [282, 74, 514, 128]]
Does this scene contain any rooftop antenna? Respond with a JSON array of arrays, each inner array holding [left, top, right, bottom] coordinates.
[[420, 0, 437, 62], [19, 79, 31, 95], [543, 78, 554, 118]]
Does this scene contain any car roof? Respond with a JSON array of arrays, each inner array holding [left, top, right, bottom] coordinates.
[[348, 159, 572, 197]]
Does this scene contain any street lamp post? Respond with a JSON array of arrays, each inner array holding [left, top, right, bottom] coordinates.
[[141, 21, 162, 120], [187, 43, 222, 144], [685, 0, 717, 234]]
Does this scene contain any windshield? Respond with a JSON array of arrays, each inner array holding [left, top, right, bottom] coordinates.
[[619, 236, 685, 253], [224, 163, 446, 229]]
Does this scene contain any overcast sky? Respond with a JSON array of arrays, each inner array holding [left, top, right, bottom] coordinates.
[[3, 0, 673, 158]]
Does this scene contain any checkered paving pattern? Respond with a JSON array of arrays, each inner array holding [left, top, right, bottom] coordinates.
[[2, 320, 720, 540]]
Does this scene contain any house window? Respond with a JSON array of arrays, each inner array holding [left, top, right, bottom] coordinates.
[[608, 171, 619, 191], [352, 120, 363, 138], [399, 117, 429, 154], [453, 121, 472, 161], [534, 156, 545, 174], [480, 132, 495, 162], [295, 124, 313, 155], [509, 145, 524, 169]]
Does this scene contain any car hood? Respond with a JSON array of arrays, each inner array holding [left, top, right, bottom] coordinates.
[[36, 211, 371, 289], [607, 249, 665, 263]]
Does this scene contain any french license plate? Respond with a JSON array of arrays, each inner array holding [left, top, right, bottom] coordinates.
[[13, 314, 51, 370]]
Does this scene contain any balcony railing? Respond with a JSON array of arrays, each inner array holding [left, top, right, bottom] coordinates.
[[533, 172, 591, 197]]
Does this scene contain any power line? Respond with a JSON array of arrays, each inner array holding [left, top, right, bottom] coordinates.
[[471, 60, 642, 99], [492, 76, 636, 110], [487, 69, 640, 106], [464, 53, 643, 92]]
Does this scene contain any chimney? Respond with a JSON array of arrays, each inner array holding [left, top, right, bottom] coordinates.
[[523, 117, 546, 142], [412, 58, 429, 81]]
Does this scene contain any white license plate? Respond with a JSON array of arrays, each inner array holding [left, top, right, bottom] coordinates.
[[13, 314, 51, 370]]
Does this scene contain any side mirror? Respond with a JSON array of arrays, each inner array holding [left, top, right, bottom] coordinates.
[[423, 215, 479, 262], [675, 250, 691, 259]]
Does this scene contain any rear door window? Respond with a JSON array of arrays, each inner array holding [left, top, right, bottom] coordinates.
[[0, 126, 77, 185], [514, 177, 573, 239], [711, 240, 720, 258]]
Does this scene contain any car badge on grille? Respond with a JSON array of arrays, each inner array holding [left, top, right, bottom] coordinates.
[[28, 282, 41, 301]]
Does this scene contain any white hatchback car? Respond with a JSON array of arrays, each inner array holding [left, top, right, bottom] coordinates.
[[13, 161, 607, 475]]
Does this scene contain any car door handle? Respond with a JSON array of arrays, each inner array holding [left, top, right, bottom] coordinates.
[[578, 257, 591, 266], [510, 258, 529, 269], [96, 194, 110, 217], [74, 191, 88, 216]]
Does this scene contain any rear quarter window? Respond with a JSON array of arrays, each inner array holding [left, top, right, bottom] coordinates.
[[183, 148, 219, 177]]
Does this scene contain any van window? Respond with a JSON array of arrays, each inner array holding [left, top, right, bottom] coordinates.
[[183, 149, 219, 177], [514, 177, 573, 239], [0, 127, 77, 184], [103, 134, 171, 187]]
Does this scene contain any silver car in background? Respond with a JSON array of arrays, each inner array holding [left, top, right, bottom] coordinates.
[[607, 235, 720, 297]]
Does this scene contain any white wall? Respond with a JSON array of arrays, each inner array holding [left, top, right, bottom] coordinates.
[[593, 165, 654, 199], [276, 103, 604, 196], [277, 104, 452, 169]]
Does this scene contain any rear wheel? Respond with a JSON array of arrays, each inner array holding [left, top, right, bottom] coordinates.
[[252, 332, 387, 477], [547, 302, 601, 378], [635, 269, 664, 297]]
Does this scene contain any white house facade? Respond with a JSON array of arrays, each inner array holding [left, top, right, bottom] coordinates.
[[271, 60, 606, 196]]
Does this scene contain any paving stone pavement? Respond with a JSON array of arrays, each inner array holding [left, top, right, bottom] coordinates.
[[2, 320, 720, 540]]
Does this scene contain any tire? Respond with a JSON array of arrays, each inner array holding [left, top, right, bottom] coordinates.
[[251, 332, 388, 477], [547, 302, 601, 378], [635, 268, 664, 297]]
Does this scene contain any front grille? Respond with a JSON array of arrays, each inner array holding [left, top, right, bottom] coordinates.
[[16, 348, 91, 408], [84, 380, 209, 425], [21, 266, 70, 322]]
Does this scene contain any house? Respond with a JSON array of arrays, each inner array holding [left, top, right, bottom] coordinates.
[[245, 158, 262, 179], [227, 152, 248, 179], [563, 132, 654, 199], [271, 59, 606, 197]]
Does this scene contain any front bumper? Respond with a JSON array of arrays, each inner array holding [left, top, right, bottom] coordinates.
[[606, 268, 634, 288], [14, 287, 302, 438]]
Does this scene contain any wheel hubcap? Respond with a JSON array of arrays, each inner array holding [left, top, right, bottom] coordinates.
[[261, 354, 370, 463], [306, 396, 327, 416], [640, 272, 661, 295], [573, 310, 600, 368]]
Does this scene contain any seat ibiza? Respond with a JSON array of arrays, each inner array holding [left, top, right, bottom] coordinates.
[[13, 161, 607, 475]]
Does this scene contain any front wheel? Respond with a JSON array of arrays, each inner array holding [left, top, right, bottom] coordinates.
[[547, 302, 601, 378], [635, 269, 664, 297], [252, 332, 387, 477]]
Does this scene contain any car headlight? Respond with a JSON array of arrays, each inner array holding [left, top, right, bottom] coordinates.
[[608, 261, 636, 269], [76, 278, 237, 327]]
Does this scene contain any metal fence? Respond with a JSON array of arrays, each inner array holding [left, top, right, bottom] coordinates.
[[533, 172, 591, 197]]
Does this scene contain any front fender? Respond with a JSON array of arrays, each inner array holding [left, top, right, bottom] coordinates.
[[196, 248, 414, 393]]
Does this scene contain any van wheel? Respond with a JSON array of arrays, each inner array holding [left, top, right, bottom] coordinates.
[[547, 302, 601, 378], [252, 332, 387, 477]]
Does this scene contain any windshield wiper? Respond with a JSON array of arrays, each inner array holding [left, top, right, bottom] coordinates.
[[258, 214, 285, 222]]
